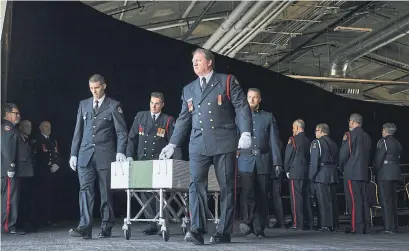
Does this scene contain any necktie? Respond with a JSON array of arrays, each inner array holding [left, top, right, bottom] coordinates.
[[201, 77, 207, 91], [152, 114, 156, 123], [94, 100, 99, 114]]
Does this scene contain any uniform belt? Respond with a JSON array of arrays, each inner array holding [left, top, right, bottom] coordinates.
[[239, 148, 267, 155], [383, 160, 397, 164]]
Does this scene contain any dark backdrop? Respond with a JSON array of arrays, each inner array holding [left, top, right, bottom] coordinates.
[[4, 2, 409, 221]]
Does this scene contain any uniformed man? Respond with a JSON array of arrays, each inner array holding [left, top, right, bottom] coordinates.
[[237, 88, 282, 237], [374, 123, 402, 234], [16, 120, 36, 231], [68, 74, 128, 239], [1, 103, 25, 235], [339, 113, 371, 234], [159, 48, 252, 245], [34, 121, 61, 226], [309, 123, 339, 232], [126, 92, 182, 235], [284, 119, 313, 230]]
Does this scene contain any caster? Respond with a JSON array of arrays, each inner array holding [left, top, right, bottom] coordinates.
[[182, 227, 187, 235], [124, 228, 131, 240], [162, 230, 169, 242]]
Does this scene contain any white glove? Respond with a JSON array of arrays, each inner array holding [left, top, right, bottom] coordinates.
[[238, 132, 251, 149], [116, 153, 126, 162], [159, 144, 176, 160], [50, 164, 60, 173], [126, 157, 133, 161], [7, 171, 15, 178], [275, 166, 281, 177], [69, 156, 77, 171], [286, 172, 290, 179]]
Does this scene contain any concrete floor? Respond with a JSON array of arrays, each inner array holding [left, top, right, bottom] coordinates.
[[1, 221, 409, 251]]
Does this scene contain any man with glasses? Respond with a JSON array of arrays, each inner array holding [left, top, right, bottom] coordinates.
[[1, 103, 25, 235], [309, 123, 339, 232], [339, 113, 371, 234]]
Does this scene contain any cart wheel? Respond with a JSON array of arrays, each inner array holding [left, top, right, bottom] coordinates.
[[162, 230, 169, 242], [182, 227, 187, 235], [124, 229, 131, 240]]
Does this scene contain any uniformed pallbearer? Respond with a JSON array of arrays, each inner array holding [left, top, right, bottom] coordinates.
[[69, 74, 128, 239], [339, 113, 371, 234], [1, 103, 25, 235], [284, 119, 313, 230], [126, 92, 182, 235], [160, 48, 252, 245], [374, 123, 402, 234], [237, 88, 282, 237], [309, 123, 339, 231]]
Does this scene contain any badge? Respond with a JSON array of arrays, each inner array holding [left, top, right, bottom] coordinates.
[[217, 94, 222, 105], [157, 128, 165, 137], [4, 125, 10, 131], [42, 144, 48, 152], [118, 107, 123, 113], [187, 98, 193, 112], [138, 125, 144, 136], [343, 134, 347, 140]]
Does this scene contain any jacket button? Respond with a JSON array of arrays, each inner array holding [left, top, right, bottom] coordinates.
[[93, 126, 96, 128], [93, 144, 96, 146], [144, 148, 146, 150], [145, 141, 147, 143], [94, 117, 96, 119], [93, 135, 95, 137], [210, 119, 213, 122], [209, 111, 211, 113], [212, 126, 214, 129], [198, 105, 200, 108], [200, 121, 202, 123], [199, 113, 201, 115], [208, 103, 211, 105], [153, 142, 155, 144], [201, 128, 203, 131]]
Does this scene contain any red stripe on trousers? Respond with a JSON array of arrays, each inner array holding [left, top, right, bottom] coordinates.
[[291, 180, 297, 227], [4, 177, 11, 232], [348, 180, 355, 232]]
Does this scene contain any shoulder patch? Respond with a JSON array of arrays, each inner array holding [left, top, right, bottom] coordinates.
[[4, 125, 10, 131], [118, 106, 123, 113]]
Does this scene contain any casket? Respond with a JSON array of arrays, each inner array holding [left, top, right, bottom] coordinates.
[[110, 160, 220, 191]]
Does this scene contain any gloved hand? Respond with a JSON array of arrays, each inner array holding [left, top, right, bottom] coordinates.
[[126, 157, 134, 161], [286, 172, 290, 179], [238, 132, 251, 149], [69, 156, 77, 171], [116, 153, 126, 162], [50, 164, 60, 173], [159, 144, 176, 160], [7, 171, 15, 178]]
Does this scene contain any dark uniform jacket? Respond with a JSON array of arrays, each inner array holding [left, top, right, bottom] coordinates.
[[170, 72, 252, 156], [339, 126, 371, 181], [374, 135, 402, 181], [309, 135, 339, 184], [237, 109, 282, 175], [70, 96, 128, 169], [1, 120, 18, 177], [126, 111, 182, 160], [284, 132, 311, 180], [34, 134, 61, 176], [16, 132, 34, 177]]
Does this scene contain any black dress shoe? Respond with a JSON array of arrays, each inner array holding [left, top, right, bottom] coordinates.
[[209, 232, 231, 244], [69, 227, 92, 239], [184, 230, 204, 245], [98, 229, 112, 238], [142, 228, 159, 235], [319, 227, 333, 232]]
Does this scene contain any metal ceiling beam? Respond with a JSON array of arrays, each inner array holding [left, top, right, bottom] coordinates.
[[181, 1, 215, 41], [269, 1, 373, 68], [285, 75, 409, 85], [147, 16, 224, 31]]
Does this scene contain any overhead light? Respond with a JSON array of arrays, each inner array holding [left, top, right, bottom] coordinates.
[[334, 26, 372, 32]]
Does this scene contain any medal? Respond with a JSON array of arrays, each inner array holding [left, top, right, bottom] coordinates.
[[139, 125, 144, 135], [217, 94, 222, 105], [187, 98, 193, 112]]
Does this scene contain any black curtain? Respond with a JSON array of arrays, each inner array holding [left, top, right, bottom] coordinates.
[[5, 2, 409, 220]]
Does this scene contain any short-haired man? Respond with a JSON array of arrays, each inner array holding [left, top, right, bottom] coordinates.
[[339, 113, 371, 234], [126, 92, 182, 235], [237, 88, 282, 237], [374, 123, 402, 234], [160, 48, 252, 245], [309, 123, 339, 232], [284, 119, 313, 230], [69, 74, 128, 239], [1, 103, 25, 234]]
